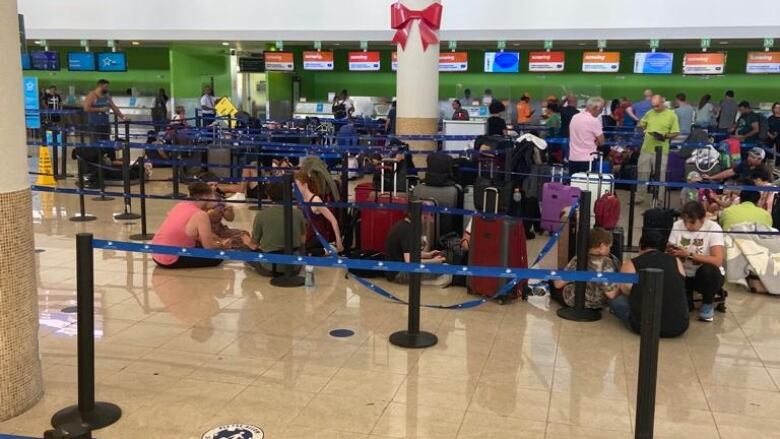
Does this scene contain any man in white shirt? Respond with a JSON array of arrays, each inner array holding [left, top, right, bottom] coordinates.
[[200, 85, 216, 126]]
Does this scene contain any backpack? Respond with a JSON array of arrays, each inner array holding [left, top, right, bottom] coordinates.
[[425, 152, 454, 186], [594, 192, 621, 229], [332, 101, 347, 119]]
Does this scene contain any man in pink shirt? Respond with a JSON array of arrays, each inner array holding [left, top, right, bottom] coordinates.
[[567, 97, 605, 174]]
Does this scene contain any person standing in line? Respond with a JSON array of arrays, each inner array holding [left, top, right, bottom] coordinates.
[[200, 85, 216, 126], [451, 100, 470, 121], [674, 93, 695, 141], [83, 79, 124, 142], [486, 100, 509, 136], [733, 101, 761, 143], [559, 94, 580, 137], [635, 95, 680, 204], [462, 88, 473, 105], [41, 85, 63, 124], [625, 89, 653, 127], [767, 102, 780, 163], [544, 102, 561, 137], [717, 90, 738, 132], [695, 94, 715, 129], [385, 101, 397, 135], [152, 88, 170, 132], [567, 97, 605, 175]]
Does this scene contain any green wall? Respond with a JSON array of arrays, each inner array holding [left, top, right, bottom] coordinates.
[[294, 48, 780, 104], [168, 45, 231, 99], [25, 47, 170, 95]]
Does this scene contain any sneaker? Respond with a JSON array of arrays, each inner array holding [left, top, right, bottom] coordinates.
[[698, 304, 715, 322]]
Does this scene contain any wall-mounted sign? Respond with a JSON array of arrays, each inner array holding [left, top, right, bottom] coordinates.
[[633, 52, 674, 74], [683, 52, 725, 75], [528, 51, 565, 72], [303, 51, 334, 71], [438, 52, 468, 72], [264, 52, 294, 71], [484, 51, 520, 73], [348, 51, 381, 71], [746, 51, 780, 74], [582, 52, 620, 73]]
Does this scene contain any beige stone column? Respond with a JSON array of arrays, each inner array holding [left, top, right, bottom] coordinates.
[[395, 0, 441, 168], [0, 0, 44, 421]]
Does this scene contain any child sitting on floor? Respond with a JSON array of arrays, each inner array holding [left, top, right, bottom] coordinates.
[[199, 172, 256, 250], [551, 227, 620, 310]]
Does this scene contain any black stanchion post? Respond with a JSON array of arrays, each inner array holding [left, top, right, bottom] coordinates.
[[49, 127, 59, 181], [270, 174, 305, 287], [390, 200, 438, 349], [339, 152, 349, 225], [61, 128, 70, 178], [70, 158, 96, 223], [114, 122, 141, 220], [634, 268, 665, 439], [249, 143, 262, 211], [653, 145, 663, 203], [627, 182, 638, 253], [90, 129, 113, 202], [130, 155, 154, 240], [169, 150, 183, 198], [51, 234, 122, 431], [557, 191, 602, 322]]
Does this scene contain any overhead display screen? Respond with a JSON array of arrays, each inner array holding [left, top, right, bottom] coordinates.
[[528, 51, 565, 72], [97, 52, 127, 72], [31, 51, 60, 71], [68, 52, 97, 71], [633, 52, 674, 74], [682, 53, 725, 75], [303, 51, 334, 71], [484, 51, 520, 73], [348, 51, 381, 71], [582, 52, 620, 73]]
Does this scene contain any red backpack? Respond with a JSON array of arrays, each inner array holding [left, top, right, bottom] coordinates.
[[594, 192, 621, 229]]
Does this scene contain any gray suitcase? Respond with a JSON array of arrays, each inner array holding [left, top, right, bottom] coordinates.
[[412, 183, 463, 241]]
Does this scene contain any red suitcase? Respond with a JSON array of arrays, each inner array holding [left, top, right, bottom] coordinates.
[[467, 188, 529, 304], [358, 160, 408, 253]]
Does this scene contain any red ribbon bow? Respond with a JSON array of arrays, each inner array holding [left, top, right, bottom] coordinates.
[[390, 2, 443, 51]]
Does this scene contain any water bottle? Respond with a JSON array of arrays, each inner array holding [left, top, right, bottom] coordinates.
[[512, 187, 522, 216], [304, 265, 315, 287]]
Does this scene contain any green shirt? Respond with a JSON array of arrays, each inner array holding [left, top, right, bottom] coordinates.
[[640, 108, 680, 153], [720, 201, 773, 232], [251, 205, 307, 252]]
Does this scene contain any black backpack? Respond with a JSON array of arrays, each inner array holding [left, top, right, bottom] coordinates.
[[332, 102, 347, 119], [425, 152, 454, 186]]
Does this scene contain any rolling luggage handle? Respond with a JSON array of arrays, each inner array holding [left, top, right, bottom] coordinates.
[[483, 187, 500, 214], [589, 151, 605, 199], [380, 158, 399, 197]]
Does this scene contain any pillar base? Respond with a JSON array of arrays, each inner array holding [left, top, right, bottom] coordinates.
[[51, 402, 122, 430]]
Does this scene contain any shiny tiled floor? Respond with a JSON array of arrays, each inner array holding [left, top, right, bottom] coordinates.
[[4, 171, 780, 438]]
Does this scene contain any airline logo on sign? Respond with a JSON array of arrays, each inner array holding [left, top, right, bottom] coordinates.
[[746, 52, 780, 74], [528, 51, 565, 72], [582, 52, 620, 72], [303, 51, 334, 71], [439, 52, 468, 72], [349, 51, 381, 71], [683, 53, 725, 75], [265, 52, 294, 71]]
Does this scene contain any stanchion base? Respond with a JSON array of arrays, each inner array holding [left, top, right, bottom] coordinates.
[[129, 233, 155, 241], [389, 331, 438, 349], [114, 213, 142, 220], [557, 307, 602, 322], [69, 214, 97, 222], [91, 196, 114, 202], [51, 402, 122, 430], [270, 275, 305, 288]]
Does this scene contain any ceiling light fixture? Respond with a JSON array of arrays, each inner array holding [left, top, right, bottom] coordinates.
[[131, 41, 140, 46], [221, 42, 230, 46]]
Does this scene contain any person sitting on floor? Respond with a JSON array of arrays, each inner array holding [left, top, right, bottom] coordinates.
[[605, 230, 689, 338], [720, 179, 773, 232], [294, 170, 344, 256], [247, 182, 307, 277], [385, 215, 451, 287], [551, 227, 620, 310], [216, 163, 263, 201], [199, 172, 256, 250], [750, 166, 775, 213], [152, 182, 227, 269], [667, 201, 726, 322]]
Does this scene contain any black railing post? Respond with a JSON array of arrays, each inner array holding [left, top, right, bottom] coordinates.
[[557, 191, 602, 322], [249, 143, 263, 211], [390, 200, 438, 349], [114, 121, 140, 220], [70, 157, 96, 223], [270, 173, 305, 287], [635, 268, 665, 439], [129, 155, 154, 240], [51, 234, 121, 431]]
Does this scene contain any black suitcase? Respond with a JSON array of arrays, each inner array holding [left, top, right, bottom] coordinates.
[[642, 208, 676, 243]]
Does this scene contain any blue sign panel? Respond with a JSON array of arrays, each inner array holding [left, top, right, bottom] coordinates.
[[97, 52, 127, 72], [23, 76, 41, 129], [633, 52, 674, 74], [68, 52, 97, 71]]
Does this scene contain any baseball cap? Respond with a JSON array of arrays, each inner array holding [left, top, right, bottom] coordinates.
[[748, 147, 766, 161]]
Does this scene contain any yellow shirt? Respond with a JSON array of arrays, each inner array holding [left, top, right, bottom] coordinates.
[[639, 108, 680, 153]]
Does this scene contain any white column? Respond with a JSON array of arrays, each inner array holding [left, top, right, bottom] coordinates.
[[0, 0, 44, 421], [395, 0, 441, 166]]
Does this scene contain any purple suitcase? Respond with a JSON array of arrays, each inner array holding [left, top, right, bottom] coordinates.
[[666, 150, 685, 183], [541, 167, 581, 233]]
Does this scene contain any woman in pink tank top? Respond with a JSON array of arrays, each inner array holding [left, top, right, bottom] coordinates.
[[152, 183, 225, 269]]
